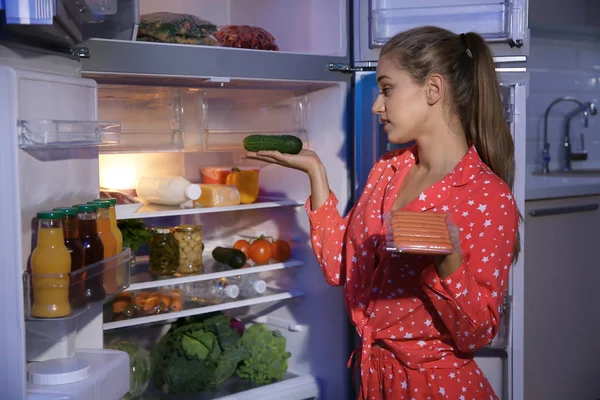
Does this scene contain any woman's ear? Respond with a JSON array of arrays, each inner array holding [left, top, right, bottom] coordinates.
[[425, 74, 444, 106]]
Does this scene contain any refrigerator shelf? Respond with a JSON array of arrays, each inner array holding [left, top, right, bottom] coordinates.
[[138, 372, 319, 400], [23, 249, 132, 321], [128, 257, 304, 292], [116, 197, 303, 220], [18, 119, 122, 149], [103, 288, 305, 331], [370, 0, 516, 46]]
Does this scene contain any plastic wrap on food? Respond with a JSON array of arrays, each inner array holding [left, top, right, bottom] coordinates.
[[195, 184, 241, 207], [99, 188, 138, 205], [215, 25, 279, 51], [384, 210, 455, 255], [137, 12, 219, 45]]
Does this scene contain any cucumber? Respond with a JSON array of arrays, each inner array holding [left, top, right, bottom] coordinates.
[[212, 246, 246, 269], [243, 134, 303, 154]]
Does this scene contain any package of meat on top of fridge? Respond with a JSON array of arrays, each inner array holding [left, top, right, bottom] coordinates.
[[383, 210, 458, 255]]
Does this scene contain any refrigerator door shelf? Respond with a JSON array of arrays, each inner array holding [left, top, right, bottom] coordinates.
[[26, 349, 130, 400], [23, 248, 132, 321], [369, 0, 524, 47], [18, 119, 122, 149]]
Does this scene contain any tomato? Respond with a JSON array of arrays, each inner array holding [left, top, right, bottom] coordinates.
[[233, 239, 251, 259], [249, 238, 272, 264], [271, 239, 291, 262]]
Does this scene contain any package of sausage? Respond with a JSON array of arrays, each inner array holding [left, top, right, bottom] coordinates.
[[383, 210, 456, 255]]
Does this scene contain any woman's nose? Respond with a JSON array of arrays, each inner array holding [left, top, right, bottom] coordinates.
[[372, 95, 384, 114]]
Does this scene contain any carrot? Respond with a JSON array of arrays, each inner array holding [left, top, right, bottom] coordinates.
[[160, 295, 172, 309], [170, 298, 183, 312], [132, 292, 150, 307], [112, 298, 131, 314]]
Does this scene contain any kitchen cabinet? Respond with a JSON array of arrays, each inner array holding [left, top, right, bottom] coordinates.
[[529, 0, 600, 34], [524, 195, 600, 400]]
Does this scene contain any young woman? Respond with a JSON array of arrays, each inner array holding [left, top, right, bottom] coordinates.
[[246, 26, 520, 400]]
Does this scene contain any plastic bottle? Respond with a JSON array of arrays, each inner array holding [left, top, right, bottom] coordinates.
[[53, 207, 87, 309], [229, 274, 267, 297], [183, 278, 239, 302], [73, 203, 105, 302], [95, 197, 123, 253], [136, 175, 202, 207], [89, 201, 118, 295], [30, 210, 72, 318]]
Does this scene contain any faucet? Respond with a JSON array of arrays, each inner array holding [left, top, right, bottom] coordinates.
[[541, 96, 595, 173], [563, 101, 597, 171]]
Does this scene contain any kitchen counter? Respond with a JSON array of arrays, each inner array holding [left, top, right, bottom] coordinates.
[[525, 165, 600, 200]]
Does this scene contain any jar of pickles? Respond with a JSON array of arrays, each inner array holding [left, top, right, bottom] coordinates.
[[149, 228, 179, 277], [173, 224, 203, 274]]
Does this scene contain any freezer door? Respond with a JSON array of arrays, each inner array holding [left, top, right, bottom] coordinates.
[[354, 0, 529, 64], [353, 71, 412, 199]]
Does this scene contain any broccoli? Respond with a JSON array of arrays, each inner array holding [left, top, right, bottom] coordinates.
[[235, 323, 292, 385]]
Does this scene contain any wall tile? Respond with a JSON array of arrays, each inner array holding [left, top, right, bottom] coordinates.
[[526, 33, 600, 167]]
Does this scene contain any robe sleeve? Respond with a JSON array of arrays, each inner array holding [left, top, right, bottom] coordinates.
[[305, 191, 351, 286], [420, 192, 519, 353]]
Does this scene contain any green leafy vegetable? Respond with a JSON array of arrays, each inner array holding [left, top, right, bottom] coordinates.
[[151, 315, 250, 394], [235, 323, 291, 385], [118, 219, 151, 252]]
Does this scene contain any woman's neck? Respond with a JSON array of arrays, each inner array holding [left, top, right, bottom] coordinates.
[[413, 126, 470, 177]]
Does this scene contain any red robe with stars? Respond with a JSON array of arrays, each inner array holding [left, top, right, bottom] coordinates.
[[306, 145, 518, 400]]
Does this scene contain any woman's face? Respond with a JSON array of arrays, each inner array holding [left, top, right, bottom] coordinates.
[[372, 56, 430, 144]]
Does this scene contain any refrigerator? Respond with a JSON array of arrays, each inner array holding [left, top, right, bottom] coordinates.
[[0, 0, 528, 399]]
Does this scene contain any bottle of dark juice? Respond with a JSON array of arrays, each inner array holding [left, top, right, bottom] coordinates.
[[53, 207, 86, 309], [73, 204, 105, 302]]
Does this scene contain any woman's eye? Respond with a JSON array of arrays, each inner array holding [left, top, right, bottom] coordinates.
[[380, 87, 391, 96]]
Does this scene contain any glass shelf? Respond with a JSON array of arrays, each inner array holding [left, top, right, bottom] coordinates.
[[128, 256, 303, 292], [137, 372, 319, 400], [103, 287, 304, 330], [23, 248, 132, 321], [18, 119, 122, 149]]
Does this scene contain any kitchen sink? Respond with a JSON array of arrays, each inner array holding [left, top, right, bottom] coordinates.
[[531, 169, 600, 177]]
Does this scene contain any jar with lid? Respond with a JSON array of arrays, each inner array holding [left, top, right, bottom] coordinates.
[[173, 224, 203, 274], [149, 228, 180, 277]]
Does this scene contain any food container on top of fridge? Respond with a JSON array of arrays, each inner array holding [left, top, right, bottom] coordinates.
[[383, 210, 456, 255]]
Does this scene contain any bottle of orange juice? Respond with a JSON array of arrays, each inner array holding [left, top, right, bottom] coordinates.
[[94, 198, 123, 253], [88, 200, 118, 295], [31, 210, 72, 318]]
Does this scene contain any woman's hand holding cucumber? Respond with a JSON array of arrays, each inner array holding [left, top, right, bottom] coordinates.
[[243, 134, 331, 211]]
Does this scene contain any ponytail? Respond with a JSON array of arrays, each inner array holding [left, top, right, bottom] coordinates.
[[464, 32, 515, 190], [381, 27, 521, 262]]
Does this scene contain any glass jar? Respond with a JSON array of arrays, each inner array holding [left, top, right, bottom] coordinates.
[[149, 228, 180, 277], [173, 224, 203, 274]]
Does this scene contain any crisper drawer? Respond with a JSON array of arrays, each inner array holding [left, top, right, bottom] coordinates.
[[355, 0, 527, 63]]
